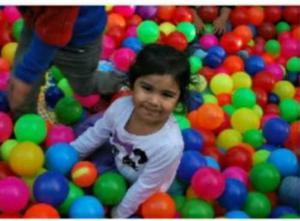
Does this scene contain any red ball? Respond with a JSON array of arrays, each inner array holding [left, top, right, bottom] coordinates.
[[253, 87, 268, 108], [230, 6, 248, 27], [282, 6, 300, 24], [223, 55, 244, 73], [71, 161, 98, 187], [220, 32, 243, 54], [217, 93, 232, 106], [24, 203, 60, 218], [156, 6, 176, 21], [257, 22, 276, 40], [264, 6, 282, 23], [172, 6, 193, 24], [127, 14, 142, 26], [201, 146, 224, 163], [252, 71, 276, 92], [222, 146, 253, 171], [264, 103, 280, 115], [106, 26, 126, 47], [199, 66, 216, 81], [247, 6, 264, 26], [198, 6, 219, 22], [164, 31, 188, 51]]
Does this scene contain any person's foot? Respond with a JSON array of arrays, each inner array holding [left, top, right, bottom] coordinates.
[[96, 70, 129, 95]]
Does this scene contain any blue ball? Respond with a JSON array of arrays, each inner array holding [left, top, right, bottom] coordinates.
[[268, 149, 298, 177], [122, 37, 143, 53], [267, 92, 280, 104], [33, 171, 69, 206], [260, 144, 277, 152], [177, 150, 207, 182], [238, 50, 250, 60], [270, 205, 298, 218], [218, 179, 248, 210], [205, 156, 220, 170], [45, 86, 65, 108], [182, 128, 204, 151], [225, 210, 250, 218], [207, 46, 226, 60], [0, 91, 9, 112], [263, 118, 290, 146], [245, 55, 265, 76], [69, 195, 104, 218], [45, 143, 79, 175], [203, 53, 223, 68], [97, 60, 114, 72], [279, 176, 300, 212], [247, 24, 257, 37], [186, 90, 203, 112]]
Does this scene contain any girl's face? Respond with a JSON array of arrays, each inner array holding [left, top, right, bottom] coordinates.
[[132, 74, 180, 126]]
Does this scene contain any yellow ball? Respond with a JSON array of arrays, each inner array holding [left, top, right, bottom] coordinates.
[[216, 129, 242, 150], [9, 141, 44, 177], [272, 80, 295, 101], [159, 22, 176, 35], [232, 71, 252, 89], [203, 93, 218, 104], [210, 73, 233, 95], [1, 42, 18, 65], [252, 104, 263, 118], [105, 5, 113, 12], [253, 150, 270, 165], [230, 108, 260, 133]]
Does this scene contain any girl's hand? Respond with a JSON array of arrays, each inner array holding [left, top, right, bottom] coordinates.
[[213, 16, 227, 35]]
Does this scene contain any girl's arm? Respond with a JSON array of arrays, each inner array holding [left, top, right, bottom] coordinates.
[[111, 146, 182, 218]]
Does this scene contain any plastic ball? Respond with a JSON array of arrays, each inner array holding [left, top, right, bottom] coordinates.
[[182, 128, 203, 151], [0, 112, 12, 142], [203, 52, 223, 68], [244, 192, 271, 218], [9, 141, 44, 177], [112, 6, 135, 18], [57, 78, 73, 96], [232, 71, 252, 89], [71, 161, 98, 187], [164, 31, 188, 51], [106, 13, 126, 31], [181, 198, 214, 218], [137, 20, 159, 44], [225, 210, 249, 218], [253, 71, 276, 92], [196, 103, 224, 130], [218, 178, 248, 210], [223, 55, 244, 73], [205, 156, 220, 170], [0, 70, 9, 91], [279, 176, 300, 212], [245, 55, 265, 76], [24, 203, 60, 218], [268, 149, 298, 177], [172, 6, 193, 24], [257, 22, 276, 40], [3, 6, 21, 24], [271, 205, 298, 218], [45, 85, 64, 108], [276, 21, 291, 33], [282, 6, 300, 24], [287, 57, 300, 73], [198, 6, 219, 22], [69, 195, 104, 218], [141, 192, 176, 218], [222, 166, 249, 186], [0, 139, 17, 161], [106, 25, 126, 46], [265, 63, 284, 81], [230, 7, 248, 27], [136, 6, 157, 19], [243, 129, 264, 149], [0, 176, 30, 213], [231, 108, 260, 133], [217, 129, 242, 150], [273, 80, 295, 100], [55, 96, 83, 125], [233, 25, 253, 46], [279, 98, 299, 123], [93, 172, 127, 206], [125, 25, 138, 37], [100, 35, 116, 60], [176, 22, 196, 42], [232, 88, 256, 108], [281, 39, 299, 59], [198, 34, 218, 50], [45, 143, 79, 175], [177, 150, 207, 182], [45, 124, 75, 147], [247, 6, 264, 26], [33, 171, 69, 206], [111, 47, 136, 72], [253, 149, 270, 165], [58, 182, 84, 215], [159, 22, 176, 35], [210, 73, 233, 95], [263, 118, 289, 146], [1, 42, 18, 65], [122, 37, 142, 53], [250, 162, 281, 193], [264, 6, 282, 23], [220, 32, 243, 54]]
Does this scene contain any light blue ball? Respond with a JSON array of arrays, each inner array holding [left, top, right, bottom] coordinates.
[[225, 210, 250, 218], [69, 195, 105, 218]]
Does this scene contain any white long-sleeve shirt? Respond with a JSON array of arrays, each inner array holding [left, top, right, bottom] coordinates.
[[71, 96, 183, 218]]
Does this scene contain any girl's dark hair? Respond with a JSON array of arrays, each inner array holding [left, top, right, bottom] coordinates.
[[128, 44, 190, 102]]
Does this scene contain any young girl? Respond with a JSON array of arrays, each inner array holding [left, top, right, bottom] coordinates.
[[71, 44, 190, 218]]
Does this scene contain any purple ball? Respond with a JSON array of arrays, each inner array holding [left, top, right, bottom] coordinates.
[[136, 6, 157, 19]]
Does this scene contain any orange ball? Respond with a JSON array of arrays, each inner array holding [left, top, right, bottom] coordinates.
[[223, 55, 244, 73], [71, 161, 98, 187], [157, 6, 176, 21], [196, 103, 224, 130], [247, 6, 264, 26], [141, 192, 176, 218], [106, 13, 126, 31], [24, 203, 60, 218], [233, 25, 253, 46], [291, 25, 300, 40]]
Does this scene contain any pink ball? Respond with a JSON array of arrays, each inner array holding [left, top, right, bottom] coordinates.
[[126, 26, 137, 37], [74, 93, 100, 108], [191, 167, 225, 200], [264, 63, 284, 81], [281, 38, 299, 59], [3, 6, 21, 24], [0, 112, 12, 142], [111, 47, 136, 72], [0, 176, 30, 213], [198, 34, 218, 50], [222, 166, 249, 186], [113, 6, 136, 18], [45, 124, 75, 148], [278, 32, 291, 43], [100, 35, 116, 60], [0, 71, 9, 91]]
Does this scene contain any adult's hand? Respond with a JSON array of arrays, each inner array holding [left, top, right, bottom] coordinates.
[[8, 76, 32, 115]]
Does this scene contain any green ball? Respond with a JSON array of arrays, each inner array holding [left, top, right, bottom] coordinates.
[[58, 78, 73, 96], [177, 22, 196, 42], [243, 192, 271, 218], [189, 56, 202, 75], [0, 139, 18, 161], [174, 114, 190, 130], [173, 102, 186, 115], [264, 39, 280, 55], [14, 114, 47, 144], [287, 57, 300, 72], [232, 88, 256, 108], [93, 172, 127, 206], [276, 21, 291, 33], [12, 18, 24, 41], [250, 162, 281, 193], [280, 214, 300, 218], [58, 182, 84, 215], [181, 199, 214, 218], [222, 104, 236, 116], [137, 20, 159, 44], [172, 195, 186, 212], [201, 23, 214, 34], [54, 96, 83, 125], [50, 65, 65, 82], [279, 98, 299, 123], [253, 149, 270, 165], [243, 129, 264, 149]]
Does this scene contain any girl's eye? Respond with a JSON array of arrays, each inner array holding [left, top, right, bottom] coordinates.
[[162, 93, 174, 98], [142, 85, 152, 91]]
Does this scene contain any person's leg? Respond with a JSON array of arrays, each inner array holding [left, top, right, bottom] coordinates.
[[53, 37, 128, 96], [11, 24, 46, 119]]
